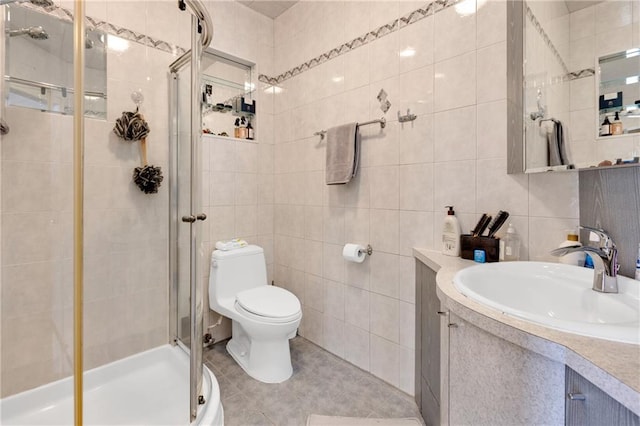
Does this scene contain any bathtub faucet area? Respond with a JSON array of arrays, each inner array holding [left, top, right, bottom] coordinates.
[[550, 226, 619, 293]]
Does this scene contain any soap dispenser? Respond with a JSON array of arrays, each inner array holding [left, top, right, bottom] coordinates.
[[239, 117, 248, 139], [234, 118, 241, 138], [611, 111, 623, 135], [600, 115, 612, 137], [442, 206, 461, 257]]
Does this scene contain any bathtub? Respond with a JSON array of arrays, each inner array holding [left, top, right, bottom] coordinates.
[[0, 345, 223, 425]]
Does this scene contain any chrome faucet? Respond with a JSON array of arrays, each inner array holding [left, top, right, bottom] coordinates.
[[550, 226, 619, 293]]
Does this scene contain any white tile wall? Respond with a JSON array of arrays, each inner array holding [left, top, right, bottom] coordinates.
[[272, 0, 582, 396]]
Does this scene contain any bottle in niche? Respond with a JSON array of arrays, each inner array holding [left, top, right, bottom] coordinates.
[[246, 119, 254, 140], [611, 111, 623, 135], [600, 115, 611, 137], [204, 84, 213, 105], [238, 116, 248, 139], [503, 223, 520, 261], [234, 118, 241, 138]]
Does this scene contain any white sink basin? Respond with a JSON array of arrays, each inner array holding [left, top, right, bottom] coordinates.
[[454, 262, 640, 344]]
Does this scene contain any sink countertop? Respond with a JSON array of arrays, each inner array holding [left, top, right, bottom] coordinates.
[[413, 248, 640, 415]]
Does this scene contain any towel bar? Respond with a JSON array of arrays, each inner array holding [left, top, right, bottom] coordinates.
[[314, 117, 386, 140]]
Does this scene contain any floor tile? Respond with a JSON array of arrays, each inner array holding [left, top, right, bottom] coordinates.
[[204, 336, 424, 426]]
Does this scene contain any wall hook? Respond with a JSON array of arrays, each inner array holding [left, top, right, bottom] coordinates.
[[398, 109, 417, 123], [131, 90, 144, 110]]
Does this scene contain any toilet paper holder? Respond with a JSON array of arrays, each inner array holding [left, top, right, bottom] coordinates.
[[360, 244, 373, 256]]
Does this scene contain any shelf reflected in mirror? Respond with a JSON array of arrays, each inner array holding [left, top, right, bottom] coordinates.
[[597, 48, 640, 140]]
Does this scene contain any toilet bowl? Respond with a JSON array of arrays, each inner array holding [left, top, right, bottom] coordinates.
[[208, 245, 302, 383]]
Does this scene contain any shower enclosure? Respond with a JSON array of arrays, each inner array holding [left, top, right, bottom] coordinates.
[[0, 0, 221, 423]]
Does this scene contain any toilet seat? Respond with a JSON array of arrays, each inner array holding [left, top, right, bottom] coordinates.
[[235, 286, 301, 323]]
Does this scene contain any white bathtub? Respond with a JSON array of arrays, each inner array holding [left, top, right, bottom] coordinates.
[[0, 345, 223, 425]]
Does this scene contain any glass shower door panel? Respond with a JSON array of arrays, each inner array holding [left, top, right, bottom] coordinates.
[[172, 39, 205, 420], [176, 62, 193, 347]]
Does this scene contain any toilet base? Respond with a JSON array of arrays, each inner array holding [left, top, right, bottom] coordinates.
[[226, 322, 295, 384]]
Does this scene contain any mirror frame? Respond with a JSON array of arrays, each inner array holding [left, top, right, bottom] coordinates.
[[506, 0, 524, 174]]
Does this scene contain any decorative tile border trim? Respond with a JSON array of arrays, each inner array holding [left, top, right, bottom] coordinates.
[[525, 67, 595, 90], [525, 4, 569, 75], [567, 68, 595, 80], [259, 0, 459, 86], [20, 3, 186, 57]]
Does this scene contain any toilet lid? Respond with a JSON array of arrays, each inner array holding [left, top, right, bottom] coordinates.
[[236, 286, 301, 319]]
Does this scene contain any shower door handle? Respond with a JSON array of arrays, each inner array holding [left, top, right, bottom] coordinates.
[[182, 215, 196, 223], [181, 214, 206, 223]]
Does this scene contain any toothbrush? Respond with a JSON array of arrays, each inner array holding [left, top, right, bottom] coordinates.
[[487, 211, 510, 238], [471, 214, 489, 237]]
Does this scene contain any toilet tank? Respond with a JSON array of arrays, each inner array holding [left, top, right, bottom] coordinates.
[[209, 245, 267, 304]]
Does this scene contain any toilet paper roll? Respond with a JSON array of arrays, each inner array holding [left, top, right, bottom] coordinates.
[[343, 243, 366, 263]]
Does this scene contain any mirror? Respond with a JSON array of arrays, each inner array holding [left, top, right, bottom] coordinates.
[[597, 49, 640, 139], [201, 49, 255, 138], [4, 5, 107, 118], [519, 0, 640, 173]]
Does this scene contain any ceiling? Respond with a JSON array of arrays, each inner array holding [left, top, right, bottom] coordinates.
[[237, 1, 298, 19], [564, 0, 602, 13]]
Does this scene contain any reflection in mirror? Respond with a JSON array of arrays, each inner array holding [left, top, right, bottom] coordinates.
[[4, 5, 107, 118], [598, 49, 640, 139], [201, 49, 255, 138], [521, 0, 640, 173]]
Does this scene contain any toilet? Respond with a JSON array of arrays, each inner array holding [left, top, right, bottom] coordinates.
[[208, 244, 302, 383]]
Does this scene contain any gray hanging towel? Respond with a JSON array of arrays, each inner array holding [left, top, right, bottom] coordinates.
[[555, 119, 570, 166], [325, 122, 360, 185], [0, 118, 9, 135], [546, 119, 570, 166]]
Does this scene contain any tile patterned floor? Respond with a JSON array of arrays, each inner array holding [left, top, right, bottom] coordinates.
[[204, 337, 424, 426]]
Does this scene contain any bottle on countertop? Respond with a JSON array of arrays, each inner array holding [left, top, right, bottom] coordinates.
[[246, 119, 254, 140], [558, 229, 585, 267], [600, 115, 612, 137], [234, 118, 241, 139], [442, 206, 461, 257], [584, 230, 600, 269], [611, 111, 623, 135], [503, 223, 521, 261]]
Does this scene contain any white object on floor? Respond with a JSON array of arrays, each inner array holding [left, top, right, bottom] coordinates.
[[209, 244, 302, 383], [0, 345, 223, 425], [306, 415, 422, 426]]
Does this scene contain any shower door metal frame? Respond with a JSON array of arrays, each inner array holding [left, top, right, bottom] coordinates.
[[168, 0, 212, 422]]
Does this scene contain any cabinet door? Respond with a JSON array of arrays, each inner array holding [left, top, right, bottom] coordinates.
[[566, 367, 640, 426], [415, 261, 441, 426], [448, 314, 565, 425]]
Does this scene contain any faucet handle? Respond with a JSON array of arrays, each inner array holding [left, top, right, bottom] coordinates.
[[579, 225, 616, 249]]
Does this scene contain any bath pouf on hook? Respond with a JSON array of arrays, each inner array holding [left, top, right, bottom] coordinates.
[[133, 164, 163, 194], [113, 109, 150, 142]]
